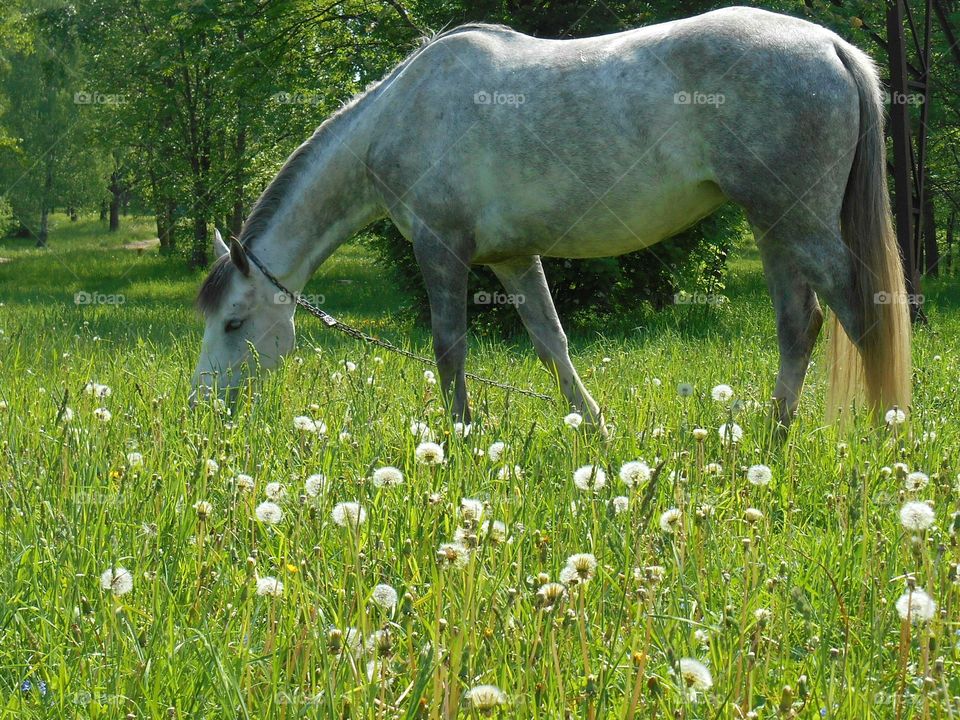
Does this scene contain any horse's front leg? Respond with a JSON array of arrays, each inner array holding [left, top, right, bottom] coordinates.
[[412, 227, 472, 423]]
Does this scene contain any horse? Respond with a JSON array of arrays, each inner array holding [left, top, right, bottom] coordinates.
[[192, 6, 911, 430]]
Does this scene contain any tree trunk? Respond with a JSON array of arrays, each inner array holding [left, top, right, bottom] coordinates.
[[947, 211, 956, 275], [923, 197, 938, 277], [37, 207, 49, 247], [156, 198, 176, 255], [229, 123, 247, 238], [191, 214, 208, 267], [69, 206, 78, 222], [99, 201, 107, 221], [109, 170, 121, 232]]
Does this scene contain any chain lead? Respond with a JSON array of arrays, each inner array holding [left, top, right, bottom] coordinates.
[[245, 248, 554, 403]]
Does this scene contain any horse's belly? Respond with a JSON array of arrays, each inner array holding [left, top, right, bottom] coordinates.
[[473, 180, 725, 263]]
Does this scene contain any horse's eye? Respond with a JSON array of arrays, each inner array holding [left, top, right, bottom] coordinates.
[[224, 318, 244, 332]]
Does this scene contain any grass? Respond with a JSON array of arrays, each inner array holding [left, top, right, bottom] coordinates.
[[1, 213, 959, 718]]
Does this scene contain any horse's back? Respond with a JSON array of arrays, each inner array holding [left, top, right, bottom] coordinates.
[[367, 8, 865, 260]]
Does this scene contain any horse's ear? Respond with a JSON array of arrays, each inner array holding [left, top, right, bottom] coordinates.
[[213, 228, 229, 259], [229, 236, 251, 276]]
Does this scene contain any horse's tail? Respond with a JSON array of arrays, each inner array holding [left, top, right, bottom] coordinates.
[[826, 41, 911, 422]]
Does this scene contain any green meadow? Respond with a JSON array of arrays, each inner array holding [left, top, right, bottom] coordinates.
[[1, 214, 959, 718]]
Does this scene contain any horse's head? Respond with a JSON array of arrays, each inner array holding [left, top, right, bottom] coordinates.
[[190, 229, 296, 405]]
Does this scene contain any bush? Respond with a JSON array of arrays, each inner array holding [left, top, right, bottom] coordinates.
[[361, 204, 744, 331]]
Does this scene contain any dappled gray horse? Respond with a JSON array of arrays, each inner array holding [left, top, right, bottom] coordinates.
[[193, 6, 911, 428]]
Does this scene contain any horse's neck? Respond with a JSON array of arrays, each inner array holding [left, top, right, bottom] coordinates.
[[253, 113, 381, 292]]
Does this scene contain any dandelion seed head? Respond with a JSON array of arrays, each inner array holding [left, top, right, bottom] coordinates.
[[371, 583, 398, 611], [896, 588, 936, 623], [460, 498, 485, 522], [265, 482, 286, 500], [465, 684, 507, 713], [536, 582, 568, 610], [905, 472, 930, 492], [711, 384, 733, 402], [100, 567, 133, 596], [747, 464, 772, 486], [371, 466, 403, 487], [415, 441, 445, 465], [233, 473, 255, 492], [255, 501, 283, 525], [126, 452, 143, 467], [410, 421, 433, 441], [573, 464, 607, 492], [619, 460, 651, 487], [899, 501, 934, 531], [436, 542, 470, 569], [564, 412, 584, 429], [332, 501, 366, 528], [487, 441, 506, 463], [300, 474, 324, 497], [678, 658, 713, 690], [718, 423, 743, 443], [659, 508, 682, 534], [692, 427, 708, 441], [886, 407, 907, 425], [93, 407, 112, 422], [256, 576, 284, 597], [562, 553, 598, 584]]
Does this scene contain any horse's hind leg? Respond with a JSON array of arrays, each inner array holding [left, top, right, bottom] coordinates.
[[755, 233, 825, 430], [412, 226, 472, 422], [489, 256, 603, 427]]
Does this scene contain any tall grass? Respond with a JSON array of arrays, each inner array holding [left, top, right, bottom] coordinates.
[[0, 215, 957, 718]]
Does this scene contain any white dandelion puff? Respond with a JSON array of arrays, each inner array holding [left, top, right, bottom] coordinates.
[[659, 508, 682, 534], [371, 583, 399, 611], [564, 412, 584, 429], [460, 498, 485, 522], [896, 588, 936, 623], [692, 427, 708, 441], [255, 501, 283, 525], [93, 407, 112, 422], [717, 423, 743, 444], [415, 441, 445, 465], [126, 452, 143, 467], [562, 553, 598, 584], [573, 465, 607, 492], [293, 415, 317, 433], [886, 407, 907, 425], [100, 567, 133, 596], [332, 501, 366, 528], [410, 421, 433, 441], [480, 520, 508, 543], [619, 461, 651, 487], [904, 472, 930, 492], [256, 576, 284, 597], [465, 684, 507, 713], [233, 473, 255, 492], [371, 466, 403, 487], [899, 501, 934, 531], [497, 464, 523, 480], [193, 500, 213, 519], [611, 496, 629, 514], [711, 384, 733, 402], [744, 507, 764, 523], [264, 482, 286, 501], [487, 441, 506, 463], [678, 658, 713, 691], [453, 422, 472, 438], [205, 458, 219, 475], [747, 464, 772, 486], [436, 542, 470, 569], [304, 474, 325, 497]]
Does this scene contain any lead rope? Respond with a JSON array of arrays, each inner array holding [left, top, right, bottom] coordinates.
[[244, 248, 555, 403]]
